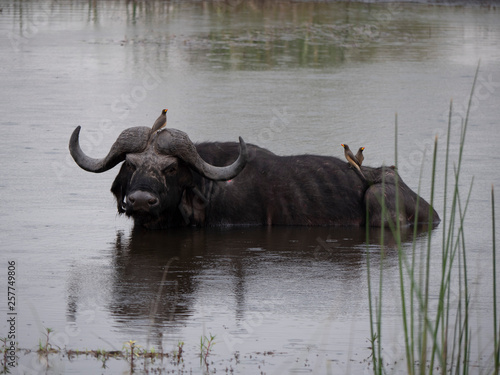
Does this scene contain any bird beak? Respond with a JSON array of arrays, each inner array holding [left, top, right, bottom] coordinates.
[[341, 144, 345, 148]]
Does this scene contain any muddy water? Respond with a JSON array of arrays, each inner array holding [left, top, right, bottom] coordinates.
[[1, 1, 499, 374]]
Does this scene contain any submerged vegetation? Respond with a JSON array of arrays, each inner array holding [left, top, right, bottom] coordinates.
[[367, 62, 499, 374], [0, 331, 196, 374], [0, 331, 256, 374]]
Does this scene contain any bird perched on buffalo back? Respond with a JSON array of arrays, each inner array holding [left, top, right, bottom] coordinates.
[[355, 147, 365, 166], [341, 144, 366, 181], [152, 109, 168, 132]]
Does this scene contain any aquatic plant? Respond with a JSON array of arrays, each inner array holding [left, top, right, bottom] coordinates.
[[200, 333, 216, 371], [175, 340, 184, 364], [37, 328, 58, 355], [0, 337, 9, 374], [367, 62, 498, 374], [493, 186, 500, 375], [122, 339, 140, 371]]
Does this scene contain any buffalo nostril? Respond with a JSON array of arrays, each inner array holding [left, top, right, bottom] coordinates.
[[148, 197, 158, 206]]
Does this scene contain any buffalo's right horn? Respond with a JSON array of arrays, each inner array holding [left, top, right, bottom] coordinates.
[[156, 128, 248, 181], [69, 126, 152, 173]]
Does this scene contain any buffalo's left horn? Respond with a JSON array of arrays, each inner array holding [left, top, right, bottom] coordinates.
[[156, 128, 248, 181], [69, 126, 152, 173]]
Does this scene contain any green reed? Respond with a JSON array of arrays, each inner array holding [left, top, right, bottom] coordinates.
[[493, 185, 500, 375], [367, 62, 498, 374]]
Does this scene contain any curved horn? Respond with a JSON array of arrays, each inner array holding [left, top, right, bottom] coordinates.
[[156, 129, 248, 181], [69, 126, 152, 173]]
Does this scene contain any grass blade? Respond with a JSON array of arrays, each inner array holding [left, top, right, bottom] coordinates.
[[493, 185, 499, 375]]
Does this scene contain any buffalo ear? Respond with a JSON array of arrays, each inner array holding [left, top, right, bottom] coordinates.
[[111, 162, 134, 213], [178, 187, 207, 226], [176, 163, 195, 189]]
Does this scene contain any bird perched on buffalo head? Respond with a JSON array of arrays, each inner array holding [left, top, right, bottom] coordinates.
[[152, 109, 168, 132]]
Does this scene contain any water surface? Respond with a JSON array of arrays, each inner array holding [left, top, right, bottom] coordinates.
[[0, 1, 499, 374]]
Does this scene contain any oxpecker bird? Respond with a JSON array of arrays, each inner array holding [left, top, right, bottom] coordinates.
[[355, 147, 365, 166], [341, 144, 366, 181], [152, 109, 168, 132]]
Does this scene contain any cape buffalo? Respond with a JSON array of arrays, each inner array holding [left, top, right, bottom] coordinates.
[[69, 116, 440, 229]]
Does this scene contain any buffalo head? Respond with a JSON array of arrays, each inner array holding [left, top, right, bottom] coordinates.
[[69, 114, 247, 229]]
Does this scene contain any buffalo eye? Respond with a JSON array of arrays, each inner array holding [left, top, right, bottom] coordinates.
[[163, 163, 178, 176]]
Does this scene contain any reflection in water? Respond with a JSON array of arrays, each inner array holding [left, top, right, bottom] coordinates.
[[66, 224, 433, 349], [7, 1, 499, 71]]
